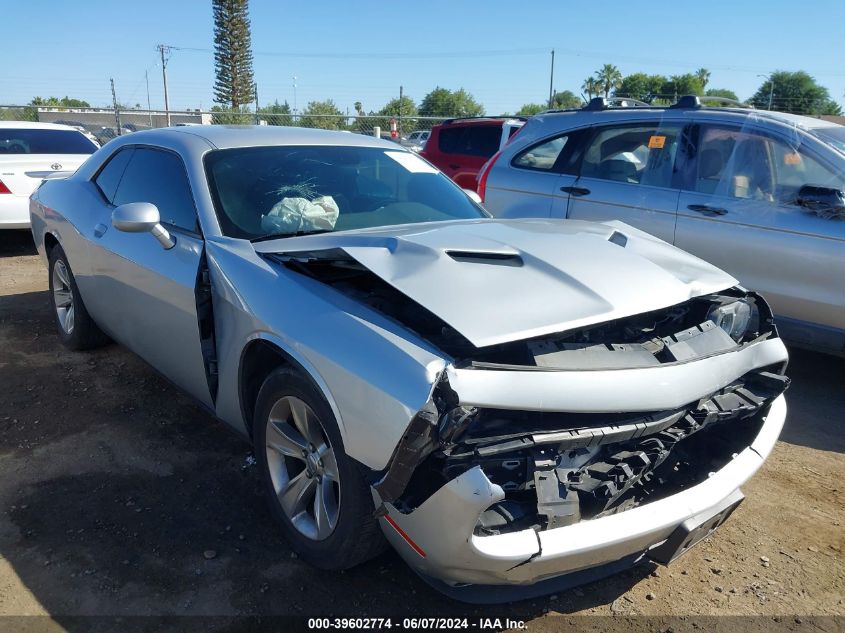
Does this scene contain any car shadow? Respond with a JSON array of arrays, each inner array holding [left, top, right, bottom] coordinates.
[[0, 229, 37, 257], [779, 347, 845, 454], [0, 288, 651, 625]]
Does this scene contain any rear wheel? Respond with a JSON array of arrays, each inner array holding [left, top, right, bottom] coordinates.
[[48, 245, 109, 350], [254, 366, 386, 569]]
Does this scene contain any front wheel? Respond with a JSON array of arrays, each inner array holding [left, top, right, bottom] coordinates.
[[253, 366, 386, 569]]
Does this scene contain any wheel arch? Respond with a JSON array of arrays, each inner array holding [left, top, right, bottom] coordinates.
[[43, 231, 59, 254], [238, 334, 346, 441]]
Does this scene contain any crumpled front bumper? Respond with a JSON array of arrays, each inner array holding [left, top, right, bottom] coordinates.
[[375, 336, 788, 587]]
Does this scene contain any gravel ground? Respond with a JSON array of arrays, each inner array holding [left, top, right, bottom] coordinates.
[[0, 230, 843, 631]]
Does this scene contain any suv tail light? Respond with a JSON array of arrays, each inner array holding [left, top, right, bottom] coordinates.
[[476, 150, 502, 202], [0, 179, 11, 194]]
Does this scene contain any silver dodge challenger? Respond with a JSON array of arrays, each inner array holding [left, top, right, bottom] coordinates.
[[29, 126, 789, 601]]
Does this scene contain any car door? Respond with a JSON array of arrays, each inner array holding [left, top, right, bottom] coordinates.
[[675, 121, 845, 350], [561, 120, 684, 243], [83, 145, 214, 407], [485, 128, 587, 218]]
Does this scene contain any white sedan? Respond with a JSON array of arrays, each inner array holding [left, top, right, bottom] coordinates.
[[1, 121, 97, 228]]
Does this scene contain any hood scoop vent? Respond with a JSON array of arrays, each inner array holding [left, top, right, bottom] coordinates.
[[446, 250, 523, 267], [608, 231, 628, 247]]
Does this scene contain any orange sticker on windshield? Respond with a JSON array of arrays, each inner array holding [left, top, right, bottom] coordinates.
[[784, 152, 802, 165], [648, 135, 666, 149]]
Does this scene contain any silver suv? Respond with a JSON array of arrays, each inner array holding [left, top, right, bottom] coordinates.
[[480, 96, 845, 355]]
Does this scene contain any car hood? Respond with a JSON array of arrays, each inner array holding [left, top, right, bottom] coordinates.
[[254, 218, 737, 348]]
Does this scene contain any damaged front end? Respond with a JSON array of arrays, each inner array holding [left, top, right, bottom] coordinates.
[[370, 291, 789, 586]]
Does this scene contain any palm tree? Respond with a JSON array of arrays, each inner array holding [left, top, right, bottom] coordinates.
[[353, 101, 365, 117], [595, 64, 623, 98], [581, 77, 601, 100], [695, 68, 711, 90]]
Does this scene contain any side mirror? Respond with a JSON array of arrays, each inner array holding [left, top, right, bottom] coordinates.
[[796, 185, 845, 220], [462, 188, 483, 205], [112, 202, 176, 249]]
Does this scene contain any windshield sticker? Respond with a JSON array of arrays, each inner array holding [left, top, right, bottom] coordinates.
[[385, 151, 438, 173], [647, 135, 666, 149]]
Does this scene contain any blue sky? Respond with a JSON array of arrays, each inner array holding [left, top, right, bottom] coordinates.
[[3, 0, 844, 114]]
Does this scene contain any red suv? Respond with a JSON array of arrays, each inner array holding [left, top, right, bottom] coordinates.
[[420, 117, 524, 190]]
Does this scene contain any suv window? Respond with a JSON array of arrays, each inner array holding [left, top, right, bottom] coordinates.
[[581, 124, 681, 188], [694, 125, 845, 203], [438, 125, 501, 157], [513, 135, 570, 171], [113, 148, 199, 233], [94, 148, 134, 203]]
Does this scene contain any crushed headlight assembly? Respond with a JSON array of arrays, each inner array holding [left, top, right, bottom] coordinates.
[[707, 298, 756, 341]]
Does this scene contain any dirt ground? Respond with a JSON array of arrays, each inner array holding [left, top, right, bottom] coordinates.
[[0, 229, 843, 631]]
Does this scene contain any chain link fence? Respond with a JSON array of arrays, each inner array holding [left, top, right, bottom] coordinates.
[[0, 105, 447, 148]]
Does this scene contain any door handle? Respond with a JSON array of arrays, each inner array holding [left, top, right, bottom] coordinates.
[[687, 204, 728, 216], [560, 186, 591, 196], [93, 223, 108, 238], [449, 163, 461, 170]]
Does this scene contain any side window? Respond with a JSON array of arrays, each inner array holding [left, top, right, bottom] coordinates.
[[94, 148, 134, 203], [113, 148, 200, 233], [581, 124, 681, 188], [465, 126, 502, 157], [694, 126, 845, 203], [513, 135, 569, 171], [438, 127, 463, 154], [438, 126, 501, 157]]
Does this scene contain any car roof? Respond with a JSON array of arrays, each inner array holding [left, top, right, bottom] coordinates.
[[0, 121, 81, 131], [153, 124, 400, 150], [533, 105, 840, 132]]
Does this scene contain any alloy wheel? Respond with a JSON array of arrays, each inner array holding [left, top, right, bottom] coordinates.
[[52, 260, 75, 335], [265, 395, 340, 541]]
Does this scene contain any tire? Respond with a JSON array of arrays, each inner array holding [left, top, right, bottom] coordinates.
[[254, 366, 386, 570], [48, 244, 109, 351]]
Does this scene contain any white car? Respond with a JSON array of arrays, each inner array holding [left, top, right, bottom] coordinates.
[[1, 121, 97, 228], [400, 130, 430, 152]]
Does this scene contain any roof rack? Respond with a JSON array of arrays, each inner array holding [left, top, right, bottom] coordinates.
[[542, 94, 755, 116], [441, 115, 529, 125], [583, 96, 652, 111]]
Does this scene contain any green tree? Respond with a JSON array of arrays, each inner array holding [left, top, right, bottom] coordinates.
[[551, 90, 581, 109], [376, 95, 418, 135], [614, 73, 667, 102], [517, 103, 546, 115], [210, 104, 253, 124], [663, 74, 704, 99], [263, 100, 292, 126], [705, 88, 739, 102], [212, 0, 255, 109], [695, 68, 711, 90], [581, 77, 601, 100], [595, 64, 623, 98], [419, 87, 484, 117], [29, 96, 91, 108], [299, 99, 344, 129], [751, 71, 840, 115], [353, 101, 365, 116]]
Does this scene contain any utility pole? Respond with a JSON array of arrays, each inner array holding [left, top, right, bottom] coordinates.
[[254, 83, 259, 124], [398, 85, 403, 137], [548, 49, 555, 109], [292, 75, 298, 124], [145, 70, 153, 128], [157, 44, 172, 126], [110, 78, 121, 135]]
